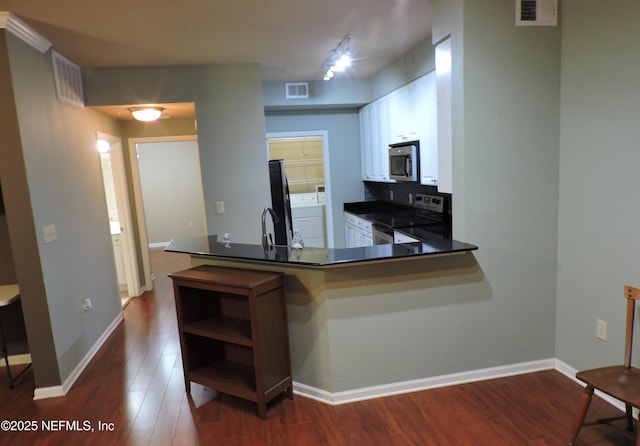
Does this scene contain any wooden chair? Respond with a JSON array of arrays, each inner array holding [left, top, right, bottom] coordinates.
[[568, 284, 640, 445]]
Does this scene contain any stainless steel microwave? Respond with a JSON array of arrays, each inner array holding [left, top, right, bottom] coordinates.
[[388, 141, 418, 182]]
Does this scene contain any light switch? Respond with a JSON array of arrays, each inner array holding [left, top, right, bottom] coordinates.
[[43, 224, 57, 244], [215, 201, 225, 214]]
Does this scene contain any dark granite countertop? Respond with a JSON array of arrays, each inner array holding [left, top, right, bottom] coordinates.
[[165, 235, 477, 268], [344, 200, 453, 241]]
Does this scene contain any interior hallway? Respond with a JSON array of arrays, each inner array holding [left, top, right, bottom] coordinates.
[[0, 248, 635, 445]]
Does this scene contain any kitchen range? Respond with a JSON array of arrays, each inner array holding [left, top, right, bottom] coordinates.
[[344, 193, 451, 248], [372, 194, 448, 244]]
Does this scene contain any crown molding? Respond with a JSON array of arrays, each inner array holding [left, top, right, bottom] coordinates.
[[0, 11, 52, 53]]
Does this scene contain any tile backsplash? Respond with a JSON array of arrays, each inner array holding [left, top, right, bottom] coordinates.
[[364, 181, 448, 208]]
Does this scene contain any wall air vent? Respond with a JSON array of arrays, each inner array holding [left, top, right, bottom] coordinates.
[[285, 82, 309, 99], [515, 0, 558, 27], [52, 50, 85, 108]]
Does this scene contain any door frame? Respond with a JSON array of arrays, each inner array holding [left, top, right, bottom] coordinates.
[[266, 131, 334, 248], [96, 131, 142, 297], [128, 135, 201, 290]]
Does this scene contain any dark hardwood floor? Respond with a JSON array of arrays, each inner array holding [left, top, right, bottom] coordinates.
[[0, 248, 635, 445]]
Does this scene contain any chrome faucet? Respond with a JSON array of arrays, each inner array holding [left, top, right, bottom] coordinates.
[[261, 206, 279, 249]]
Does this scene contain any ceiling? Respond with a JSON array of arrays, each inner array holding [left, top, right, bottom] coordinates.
[[0, 0, 432, 119]]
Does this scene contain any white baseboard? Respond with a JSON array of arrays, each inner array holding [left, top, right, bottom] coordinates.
[[33, 384, 65, 400], [554, 358, 626, 413], [294, 358, 556, 406], [293, 358, 626, 414], [26, 347, 629, 415], [33, 312, 124, 400]]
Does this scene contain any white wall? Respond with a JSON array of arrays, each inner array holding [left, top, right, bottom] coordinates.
[[137, 140, 206, 245], [556, 0, 640, 369]]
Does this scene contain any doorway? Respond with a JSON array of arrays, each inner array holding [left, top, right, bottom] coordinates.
[[128, 135, 204, 289], [266, 131, 334, 248], [96, 133, 141, 307]]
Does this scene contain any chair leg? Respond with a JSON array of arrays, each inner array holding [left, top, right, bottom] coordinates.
[[0, 319, 14, 388], [568, 385, 594, 446], [626, 404, 635, 432]]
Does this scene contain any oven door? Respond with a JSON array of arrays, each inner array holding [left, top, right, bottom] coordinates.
[[372, 223, 394, 245]]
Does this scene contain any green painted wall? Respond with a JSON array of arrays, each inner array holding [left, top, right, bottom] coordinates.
[[556, 0, 640, 369], [84, 64, 271, 244], [4, 32, 123, 386], [428, 0, 561, 372]]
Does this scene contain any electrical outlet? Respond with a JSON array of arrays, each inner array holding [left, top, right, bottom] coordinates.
[[215, 201, 225, 214], [596, 319, 607, 341], [82, 298, 93, 316]]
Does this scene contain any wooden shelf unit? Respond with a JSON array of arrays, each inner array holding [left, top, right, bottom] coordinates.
[[169, 265, 293, 419]]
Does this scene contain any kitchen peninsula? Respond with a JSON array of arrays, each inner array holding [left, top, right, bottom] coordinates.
[[166, 235, 479, 403]]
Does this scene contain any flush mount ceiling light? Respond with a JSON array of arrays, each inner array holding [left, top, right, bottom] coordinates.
[[128, 106, 164, 122], [323, 35, 352, 81]]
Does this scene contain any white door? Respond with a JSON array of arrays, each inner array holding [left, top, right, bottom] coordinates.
[[97, 132, 141, 303]]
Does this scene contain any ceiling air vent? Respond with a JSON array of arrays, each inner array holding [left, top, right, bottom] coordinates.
[[52, 50, 85, 108], [285, 82, 309, 99], [515, 0, 558, 27]]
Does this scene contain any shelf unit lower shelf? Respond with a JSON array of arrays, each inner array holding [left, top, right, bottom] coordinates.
[[189, 360, 257, 402]]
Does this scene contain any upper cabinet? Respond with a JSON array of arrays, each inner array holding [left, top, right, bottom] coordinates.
[[414, 74, 437, 186], [359, 97, 389, 181], [435, 37, 453, 193], [359, 70, 442, 188]]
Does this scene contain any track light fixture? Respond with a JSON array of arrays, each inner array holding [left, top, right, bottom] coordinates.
[[323, 35, 352, 81]]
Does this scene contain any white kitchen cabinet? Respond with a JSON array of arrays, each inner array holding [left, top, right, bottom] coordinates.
[[388, 88, 407, 143], [292, 205, 326, 248], [435, 37, 453, 193], [359, 105, 374, 181], [378, 94, 393, 181], [359, 72, 438, 185], [390, 82, 418, 143], [344, 212, 373, 248], [359, 100, 389, 182], [416, 73, 438, 186], [344, 215, 357, 247]]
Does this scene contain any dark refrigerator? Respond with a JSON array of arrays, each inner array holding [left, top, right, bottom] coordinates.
[[268, 160, 293, 246]]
